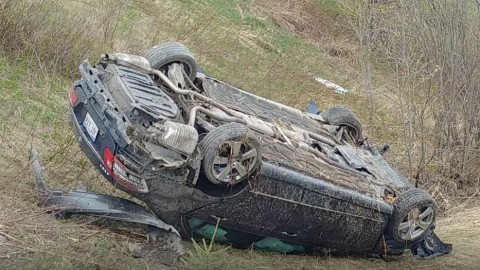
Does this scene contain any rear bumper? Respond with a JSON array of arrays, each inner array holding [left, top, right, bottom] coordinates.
[[29, 149, 183, 256], [69, 106, 114, 183]]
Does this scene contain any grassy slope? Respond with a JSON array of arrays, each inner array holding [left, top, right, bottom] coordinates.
[[0, 0, 478, 269]]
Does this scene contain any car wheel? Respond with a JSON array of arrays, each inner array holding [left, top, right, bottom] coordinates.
[[144, 41, 197, 81], [389, 188, 437, 245], [321, 107, 363, 142], [201, 123, 262, 185]]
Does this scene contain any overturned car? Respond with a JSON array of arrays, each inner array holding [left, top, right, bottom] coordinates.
[[58, 42, 450, 258]]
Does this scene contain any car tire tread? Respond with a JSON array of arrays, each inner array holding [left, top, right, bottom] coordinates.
[[144, 41, 197, 81], [321, 107, 363, 142]]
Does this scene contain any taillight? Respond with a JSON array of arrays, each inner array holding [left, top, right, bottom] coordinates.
[[103, 148, 114, 174], [69, 85, 78, 106], [103, 147, 149, 193]]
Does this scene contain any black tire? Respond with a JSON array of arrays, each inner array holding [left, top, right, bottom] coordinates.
[[144, 42, 197, 81], [201, 123, 262, 185], [321, 107, 363, 142], [388, 188, 437, 246]]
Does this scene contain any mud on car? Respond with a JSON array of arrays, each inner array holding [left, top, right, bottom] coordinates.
[[61, 42, 451, 257]]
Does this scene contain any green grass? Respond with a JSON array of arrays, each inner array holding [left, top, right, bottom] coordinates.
[[315, 0, 348, 17], [117, 4, 141, 35]]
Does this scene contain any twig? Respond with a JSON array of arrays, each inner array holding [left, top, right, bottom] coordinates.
[[0, 231, 22, 244], [79, 230, 103, 240], [1, 242, 37, 253], [2, 242, 104, 267], [444, 188, 480, 216], [3, 212, 49, 225]]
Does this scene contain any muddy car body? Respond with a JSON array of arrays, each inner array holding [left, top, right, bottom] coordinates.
[[67, 42, 449, 256]]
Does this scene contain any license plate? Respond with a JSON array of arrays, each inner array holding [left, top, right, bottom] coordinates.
[[83, 113, 99, 142]]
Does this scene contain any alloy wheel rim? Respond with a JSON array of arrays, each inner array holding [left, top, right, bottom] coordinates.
[[398, 206, 435, 241], [211, 141, 257, 184]]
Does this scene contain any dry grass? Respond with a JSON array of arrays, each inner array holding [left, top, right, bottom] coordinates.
[[337, 0, 480, 194], [251, 0, 358, 62], [0, 0, 479, 269], [0, 0, 122, 77]]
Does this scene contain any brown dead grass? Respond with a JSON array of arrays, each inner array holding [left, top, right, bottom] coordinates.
[[252, 0, 331, 41], [251, 0, 357, 59], [0, 193, 173, 270]]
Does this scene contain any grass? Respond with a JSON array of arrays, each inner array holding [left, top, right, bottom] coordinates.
[[0, 0, 478, 269]]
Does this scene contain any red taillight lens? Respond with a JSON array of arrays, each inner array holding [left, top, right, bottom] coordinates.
[[103, 147, 114, 174], [69, 85, 78, 106], [103, 147, 149, 193]]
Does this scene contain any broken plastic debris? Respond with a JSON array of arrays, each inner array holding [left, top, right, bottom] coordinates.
[[314, 77, 350, 94], [128, 242, 145, 258]]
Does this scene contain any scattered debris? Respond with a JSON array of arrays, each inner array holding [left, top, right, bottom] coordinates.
[[128, 242, 145, 258], [314, 76, 350, 94], [128, 241, 180, 266]]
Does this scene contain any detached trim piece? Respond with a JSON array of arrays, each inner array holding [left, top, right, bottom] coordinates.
[[411, 230, 453, 260], [30, 149, 183, 255]]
